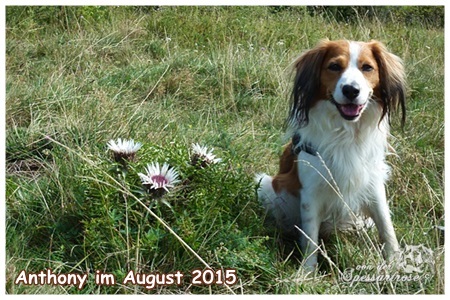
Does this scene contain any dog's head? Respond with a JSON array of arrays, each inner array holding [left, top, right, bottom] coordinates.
[[290, 39, 406, 126]]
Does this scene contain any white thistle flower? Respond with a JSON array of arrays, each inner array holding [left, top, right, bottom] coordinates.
[[107, 138, 142, 163], [107, 138, 142, 155], [191, 143, 222, 168], [138, 162, 180, 194]]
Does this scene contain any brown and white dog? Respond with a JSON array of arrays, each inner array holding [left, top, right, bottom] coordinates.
[[256, 40, 406, 270]]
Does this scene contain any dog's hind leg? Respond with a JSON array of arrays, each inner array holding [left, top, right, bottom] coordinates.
[[255, 173, 301, 239]]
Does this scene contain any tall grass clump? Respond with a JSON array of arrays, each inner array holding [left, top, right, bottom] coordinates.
[[6, 6, 444, 294]]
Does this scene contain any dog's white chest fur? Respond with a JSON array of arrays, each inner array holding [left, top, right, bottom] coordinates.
[[294, 100, 390, 229]]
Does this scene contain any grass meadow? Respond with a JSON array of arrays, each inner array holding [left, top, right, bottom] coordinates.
[[5, 6, 444, 294]]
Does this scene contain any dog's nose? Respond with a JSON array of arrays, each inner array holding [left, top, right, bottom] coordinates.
[[342, 84, 360, 100]]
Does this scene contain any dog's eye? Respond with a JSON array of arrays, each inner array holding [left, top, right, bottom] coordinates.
[[362, 64, 374, 72], [328, 63, 342, 72]]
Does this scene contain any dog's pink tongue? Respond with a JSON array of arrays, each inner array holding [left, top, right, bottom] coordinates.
[[341, 104, 362, 117]]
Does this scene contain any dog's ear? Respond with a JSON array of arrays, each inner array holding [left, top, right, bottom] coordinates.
[[290, 40, 330, 127], [370, 40, 407, 127]]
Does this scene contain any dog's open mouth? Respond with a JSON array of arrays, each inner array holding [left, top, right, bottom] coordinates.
[[331, 98, 366, 121]]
